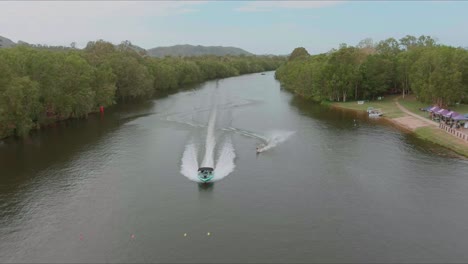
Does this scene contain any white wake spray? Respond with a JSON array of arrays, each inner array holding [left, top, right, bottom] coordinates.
[[180, 107, 236, 183], [201, 107, 217, 168], [257, 130, 295, 153], [222, 127, 295, 153], [180, 143, 199, 182], [213, 138, 236, 181]]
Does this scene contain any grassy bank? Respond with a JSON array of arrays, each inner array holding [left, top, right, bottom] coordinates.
[[329, 96, 468, 157], [415, 127, 468, 157], [328, 95, 405, 118], [398, 96, 428, 119]]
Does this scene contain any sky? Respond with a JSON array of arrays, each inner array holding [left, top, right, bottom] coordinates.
[[1, 1, 468, 55]]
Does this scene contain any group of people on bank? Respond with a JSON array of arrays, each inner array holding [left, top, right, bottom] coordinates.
[[424, 106, 468, 129]]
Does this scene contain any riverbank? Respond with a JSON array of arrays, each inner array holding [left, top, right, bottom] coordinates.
[[0, 67, 280, 140], [1, 44, 285, 139], [328, 96, 468, 157]]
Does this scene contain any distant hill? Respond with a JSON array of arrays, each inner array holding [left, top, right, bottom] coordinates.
[[147, 44, 253, 57], [0, 36, 254, 57], [127, 43, 146, 54], [0, 35, 34, 48], [0, 36, 16, 48]]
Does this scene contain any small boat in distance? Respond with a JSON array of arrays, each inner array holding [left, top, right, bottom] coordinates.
[[261, 73, 266, 75], [368, 108, 383, 117]]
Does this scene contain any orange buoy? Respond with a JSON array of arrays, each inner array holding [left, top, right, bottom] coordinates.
[[99, 106, 104, 113]]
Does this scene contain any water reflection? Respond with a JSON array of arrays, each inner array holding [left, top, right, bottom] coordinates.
[[289, 95, 364, 127], [198, 182, 214, 192], [0, 100, 156, 205], [197, 182, 215, 201]]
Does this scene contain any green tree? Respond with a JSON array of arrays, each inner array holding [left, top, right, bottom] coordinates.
[[410, 46, 465, 106], [361, 55, 394, 99], [376, 38, 401, 56], [288, 47, 310, 61], [109, 54, 153, 100], [92, 63, 116, 107], [399, 35, 418, 50], [0, 76, 41, 136]]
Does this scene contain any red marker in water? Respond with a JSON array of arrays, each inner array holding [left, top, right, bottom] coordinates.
[[131, 234, 135, 239]]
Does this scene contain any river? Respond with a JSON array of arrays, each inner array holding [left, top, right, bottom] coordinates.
[[1, 72, 467, 263]]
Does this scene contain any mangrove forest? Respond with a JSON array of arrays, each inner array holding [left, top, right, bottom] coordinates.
[[275, 35, 468, 106], [0, 40, 285, 138]]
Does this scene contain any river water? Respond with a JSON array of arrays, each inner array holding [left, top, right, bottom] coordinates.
[[1, 72, 467, 263]]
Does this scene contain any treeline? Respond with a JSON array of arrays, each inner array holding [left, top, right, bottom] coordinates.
[[275, 35, 468, 106], [0, 40, 285, 138]]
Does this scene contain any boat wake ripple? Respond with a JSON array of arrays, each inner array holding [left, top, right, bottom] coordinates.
[[180, 107, 236, 183]]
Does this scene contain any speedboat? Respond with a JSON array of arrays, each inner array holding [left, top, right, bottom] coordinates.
[[197, 167, 214, 183], [368, 109, 383, 117]]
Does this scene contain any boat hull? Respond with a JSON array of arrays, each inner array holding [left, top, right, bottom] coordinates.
[[198, 173, 214, 183], [368, 108, 383, 117], [197, 167, 214, 183]]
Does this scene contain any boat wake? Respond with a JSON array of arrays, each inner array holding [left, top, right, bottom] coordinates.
[[180, 106, 236, 183], [223, 127, 295, 152], [221, 127, 266, 141], [180, 142, 199, 182], [256, 130, 295, 153], [213, 138, 235, 181], [201, 107, 217, 168]]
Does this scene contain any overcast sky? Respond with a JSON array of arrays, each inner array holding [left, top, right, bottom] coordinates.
[[1, 1, 467, 54]]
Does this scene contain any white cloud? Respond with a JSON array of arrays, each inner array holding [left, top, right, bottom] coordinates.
[[235, 1, 342, 12], [0, 1, 206, 47]]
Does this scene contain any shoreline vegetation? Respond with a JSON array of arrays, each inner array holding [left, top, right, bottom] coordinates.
[[275, 35, 468, 157], [0, 40, 285, 139]]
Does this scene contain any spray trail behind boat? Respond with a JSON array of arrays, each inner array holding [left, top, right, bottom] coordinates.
[[180, 143, 199, 182], [223, 127, 295, 153], [180, 106, 236, 183], [201, 107, 217, 168], [222, 127, 267, 141], [213, 138, 236, 181], [257, 130, 295, 153]]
